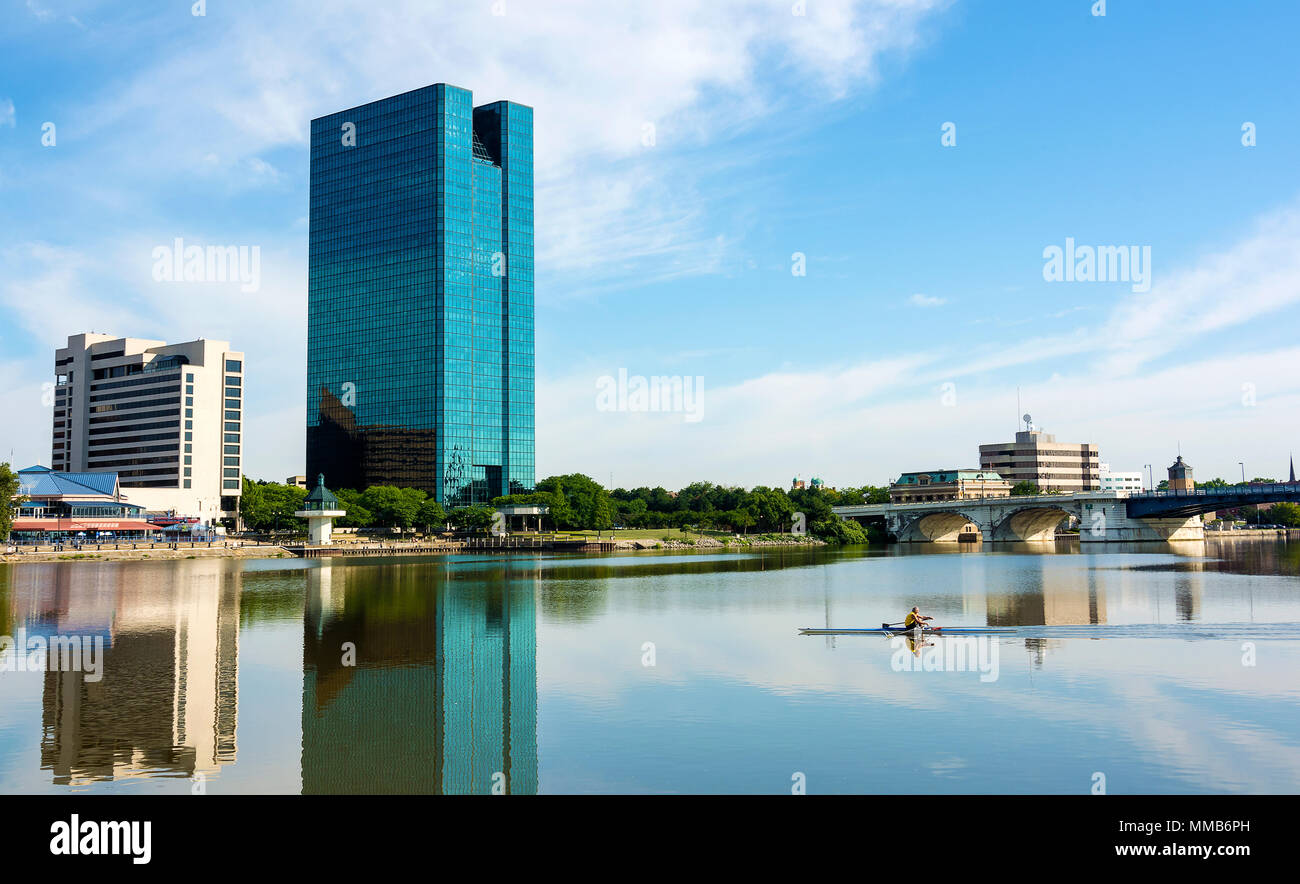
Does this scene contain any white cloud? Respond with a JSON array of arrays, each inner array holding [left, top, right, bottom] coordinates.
[[0, 1, 953, 477], [909, 293, 946, 307], [59, 0, 948, 291], [1, 236, 306, 477], [538, 200, 1300, 488], [0, 98, 14, 128]]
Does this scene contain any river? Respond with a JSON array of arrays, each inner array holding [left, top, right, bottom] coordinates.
[[2, 538, 1298, 794]]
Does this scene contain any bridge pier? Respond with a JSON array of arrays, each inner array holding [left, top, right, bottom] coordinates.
[[1075, 499, 1204, 542]]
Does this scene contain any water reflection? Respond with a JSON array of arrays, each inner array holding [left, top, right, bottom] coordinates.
[[2, 540, 1298, 795], [301, 561, 539, 795], [3, 561, 240, 785]]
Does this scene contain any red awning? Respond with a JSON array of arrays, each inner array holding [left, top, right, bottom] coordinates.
[[11, 519, 159, 532]]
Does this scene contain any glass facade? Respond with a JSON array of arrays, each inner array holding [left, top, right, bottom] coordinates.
[[300, 565, 538, 794], [307, 84, 535, 504]]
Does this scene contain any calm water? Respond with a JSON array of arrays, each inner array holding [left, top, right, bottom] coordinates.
[[2, 539, 1299, 794]]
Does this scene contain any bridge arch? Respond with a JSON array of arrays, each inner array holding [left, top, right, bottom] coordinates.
[[992, 505, 1074, 542], [896, 510, 984, 543]]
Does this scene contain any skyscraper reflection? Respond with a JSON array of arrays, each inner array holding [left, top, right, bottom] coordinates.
[[1, 561, 242, 785], [301, 561, 538, 794]]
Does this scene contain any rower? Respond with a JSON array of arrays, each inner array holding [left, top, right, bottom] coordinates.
[[904, 606, 933, 629]]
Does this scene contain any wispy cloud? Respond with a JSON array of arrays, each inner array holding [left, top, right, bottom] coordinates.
[[27, 0, 948, 294], [909, 293, 946, 308], [0, 98, 14, 128], [538, 199, 1300, 487]]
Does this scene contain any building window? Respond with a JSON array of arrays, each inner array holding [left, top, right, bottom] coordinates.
[[225, 360, 242, 373], [224, 433, 239, 443], [224, 410, 240, 420], [184, 479, 192, 488], [186, 373, 194, 383], [186, 432, 193, 441], [225, 388, 240, 399], [224, 421, 239, 432], [223, 479, 239, 490], [225, 399, 240, 409], [223, 468, 239, 478], [185, 444, 192, 453], [223, 444, 239, 455], [185, 409, 193, 418], [224, 456, 239, 466], [185, 420, 193, 429], [184, 467, 192, 477], [186, 385, 194, 395], [185, 397, 193, 406], [226, 376, 241, 387], [184, 456, 192, 465]]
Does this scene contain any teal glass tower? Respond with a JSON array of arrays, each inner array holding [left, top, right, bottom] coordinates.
[[307, 84, 534, 505]]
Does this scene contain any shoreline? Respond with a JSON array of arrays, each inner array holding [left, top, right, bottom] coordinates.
[[0, 534, 828, 565], [5, 530, 1291, 566]]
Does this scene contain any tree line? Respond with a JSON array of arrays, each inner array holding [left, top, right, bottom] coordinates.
[[235, 474, 888, 542], [494, 475, 885, 542]]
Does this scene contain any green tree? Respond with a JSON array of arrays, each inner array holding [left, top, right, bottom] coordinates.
[[812, 517, 869, 545], [863, 485, 891, 504], [239, 477, 268, 530], [417, 498, 447, 533], [1010, 481, 1040, 496], [334, 488, 373, 529], [450, 505, 494, 532], [537, 474, 613, 530], [727, 508, 756, 534], [361, 485, 422, 529], [239, 478, 308, 532], [1, 463, 23, 540], [746, 486, 795, 533], [1268, 502, 1300, 527]]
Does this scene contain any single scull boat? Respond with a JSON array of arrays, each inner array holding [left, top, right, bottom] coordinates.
[[798, 625, 1014, 636]]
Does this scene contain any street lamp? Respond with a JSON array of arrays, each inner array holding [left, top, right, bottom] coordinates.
[[1240, 462, 1250, 524], [1144, 464, 1152, 492]]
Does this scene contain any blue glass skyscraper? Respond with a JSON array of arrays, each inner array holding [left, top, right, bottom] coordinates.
[[307, 84, 534, 505]]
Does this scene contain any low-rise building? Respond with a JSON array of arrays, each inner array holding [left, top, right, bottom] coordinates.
[[1098, 464, 1145, 493], [889, 469, 1012, 504], [9, 465, 159, 543]]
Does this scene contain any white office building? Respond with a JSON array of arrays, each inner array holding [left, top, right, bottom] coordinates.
[[1097, 464, 1145, 493], [51, 334, 244, 526]]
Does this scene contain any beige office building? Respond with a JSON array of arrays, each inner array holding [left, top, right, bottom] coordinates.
[[978, 430, 1100, 493], [51, 334, 244, 526]]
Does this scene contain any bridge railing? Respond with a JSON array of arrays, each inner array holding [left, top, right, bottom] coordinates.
[[1129, 483, 1300, 499]]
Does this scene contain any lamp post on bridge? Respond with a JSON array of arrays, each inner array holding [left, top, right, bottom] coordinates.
[[1144, 464, 1152, 492], [1239, 462, 1253, 524]]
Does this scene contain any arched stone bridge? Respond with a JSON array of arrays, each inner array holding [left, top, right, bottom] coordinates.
[[833, 484, 1300, 543]]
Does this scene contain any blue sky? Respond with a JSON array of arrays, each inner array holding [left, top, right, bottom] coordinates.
[[2, 0, 1298, 489]]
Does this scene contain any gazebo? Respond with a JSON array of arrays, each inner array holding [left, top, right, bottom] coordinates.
[[295, 474, 347, 545]]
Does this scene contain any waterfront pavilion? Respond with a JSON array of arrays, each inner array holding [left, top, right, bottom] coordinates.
[[295, 475, 347, 545]]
